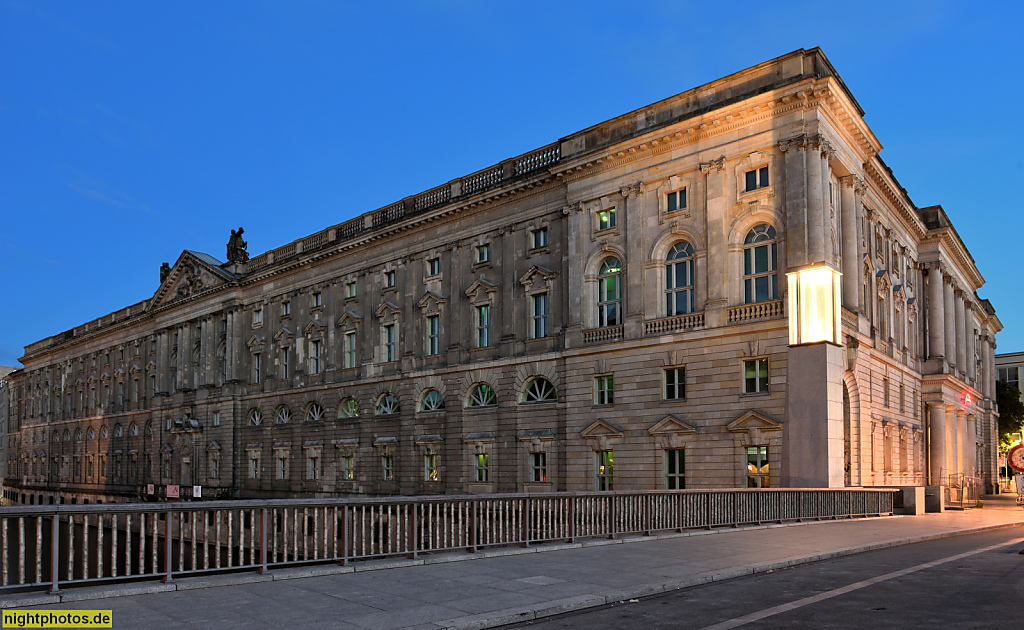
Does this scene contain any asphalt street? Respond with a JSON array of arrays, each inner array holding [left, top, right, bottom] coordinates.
[[504, 528, 1024, 630]]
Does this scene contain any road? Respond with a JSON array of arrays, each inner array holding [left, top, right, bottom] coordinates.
[[504, 528, 1024, 630]]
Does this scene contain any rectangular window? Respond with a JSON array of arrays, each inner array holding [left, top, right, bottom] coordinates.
[[308, 455, 319, 480], [212, 411, 220, 427], [282, 301, 291, 316], [340, 456, 354, 481], [276, 456, 287, 480], [531, 227, 548, 249], [311, 340, 322, 374], [427, 315, 440, 355], [530, 452, 547, 482], [664, 367, 686, 400], [596, 450, 613, 490], [132, 379, 139, 403], [281, 347, 290, 379], [346, 281, 357, 298], [253, 353, 261, 384], [249, 457, 259, 480], [746, 446, 769, 488], [384, 270, 396, 287], [899, 383, 905, 413], [427, 258, 440, 276], [150, 375, 156, 397], [345, 331, 357, 368], [210, 456, 220, 479], [883, 378, 890, 408], [666, 189, 686, 213], [424, 454, 438, 481], [474, 453, 489, 482], [476, 244, 491, 263], [595, 375, 614, 405], [312, 292, 322, 308], [744, 166, 770, 192], [476, 305, 490, 348], [253, 308, 263, 326], [381, 456, 394, 481], [597, 207, 616, 230], [743, 358, 768, 394], [383, 324, 396, 362], [532, 294, 548, 338], [666, 449, 685, 489]]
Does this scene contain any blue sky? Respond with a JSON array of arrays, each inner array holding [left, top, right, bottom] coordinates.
[[1, 1, 1021, 367]]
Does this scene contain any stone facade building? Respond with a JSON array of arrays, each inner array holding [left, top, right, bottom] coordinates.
[[2, 48, 1002, 506]]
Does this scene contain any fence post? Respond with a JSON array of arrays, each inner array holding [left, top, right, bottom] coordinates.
[[340, 505, 349, 567], [568, 496, 576, 543], [521, 498, 530, 548], [46, 514, 61, 595], [258, 508, 268, 574], [470, 501, 478, 553], [409, 504, 418, 560], [645, 495, 652, 536], [161, 511, 173, 583], [608, 495, 617, 540]]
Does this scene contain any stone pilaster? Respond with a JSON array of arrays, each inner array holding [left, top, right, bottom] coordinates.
[[926, 264, 945, 364], [839, 175, 863, 311], [700, 157, 727, 327], [954, 290, 967, 381], [943, 276, 956, 372]]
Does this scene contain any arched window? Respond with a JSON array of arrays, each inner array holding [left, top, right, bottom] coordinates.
[[522, 377, 557, 403], [248, 409, 262, 426], [145, 423, 152, 436], [113, 425, 123, 438], [87, 427, 95, 440], [337, 398, 360, 419], [419, 389, 445, 412], [129, 423, 138, 436], [276, 407, 291, 424], [467, 383, 497, 407], [598, 258, 623, 327], [74, 429, 82, 442], [666, 242, 695, 316], [306, 403, 324, 423], [53, 431, 60, 444], [100, 426, 108, 439], [375, 394, 400, 416], [743, 224, 778, 303], [63, 430, 71, 442]]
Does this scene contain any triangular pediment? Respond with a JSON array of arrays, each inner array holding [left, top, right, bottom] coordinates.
[[375, 301, 402, 319], [303, 320, 326, 336], [519, 265, 557, 290], [648, 415, 697, 436], [206, 440, 221, 452], [273, 327, 295, 344], [727, 410, 782, 433], [246, 334, 266, 352], [417, 291, 447, 314], [337, 310, 362, 327], [580, 419, 625, 439], [465, 279, 498, 304], [151, 251, 237, 308]]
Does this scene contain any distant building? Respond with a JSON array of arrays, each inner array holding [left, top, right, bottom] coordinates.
[[995, 352, 1024, 398], [1, 48, 1001, 506]]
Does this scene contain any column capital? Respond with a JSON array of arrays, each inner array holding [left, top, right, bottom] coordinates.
[[838, 174, 866, 193], [619, 181, 643, 198], [777, 135, 807, 152], [698, 157, 725, 173]]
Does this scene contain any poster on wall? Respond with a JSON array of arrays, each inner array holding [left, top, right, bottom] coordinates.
[[166, 485, 179, 498]]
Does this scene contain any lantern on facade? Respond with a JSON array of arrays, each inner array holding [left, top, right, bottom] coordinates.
[[787, 266, 842, 345]]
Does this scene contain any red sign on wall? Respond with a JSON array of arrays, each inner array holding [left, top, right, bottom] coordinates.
[[166, 485, 179, 498]]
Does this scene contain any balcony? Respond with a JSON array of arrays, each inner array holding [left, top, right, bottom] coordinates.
[[727, 299, 784, 324], [643, 312, 705, 336], [582, 325, 623, 344]]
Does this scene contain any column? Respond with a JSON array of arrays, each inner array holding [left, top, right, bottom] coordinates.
[[564, 202, 584, 346], [956, 410, 967, 477], [806, 137, 826, 264], [928, 403, 946, 485], [943, 277, 956, 372], [839, 175, 862, 311], [955, 290, 966, 380], [225, 310, 236, 382], [946, 405, 959, 479], [701, 157, 728, 327], [966, 415, 976, 476], [155, 331, 168, 395], [927, 265, 944, 361], [620, 183, 644, 337], [780, 137, 808, 269], [966, 311, 977, 385], [180, 324, 193, 390]]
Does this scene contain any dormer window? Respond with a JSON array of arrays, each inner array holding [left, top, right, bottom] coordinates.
[[744, 167, 769, 192]]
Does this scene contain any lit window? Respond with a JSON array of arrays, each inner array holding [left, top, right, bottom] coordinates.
[[474, 453, 489, 482], [281, 347, 290, 379], [596, 450, 613, 490], [664, 367, 686, 400], [340, 456, 354, 481], [476, 244, 491, 263], [467, 383, 497, 407], [311, 340, 322, 374], [666, 188, 687, 213], [531, 227, 548, 249], [282, 301, 291, 316], [346, 281, 357, 298], [744, 358, 769, 394], [743, 224, 778, 303], [424, 454, 438, 481], [427, 315, 440, 355], [381, 456, 394, 481], [345, 331, 357, 368], [427, 258, 441, 276], [597, 207, 616, 230], [532, 294, 548, 338], [666, 449, 685, 489], [312, 292, 322, 308], [598, 258, 622, 327], [531, 452, 547, 482], [384, 270, 396, 288], [522, 377, 557, 403], [595, 375, 614, 405], [746, 446, 769, 488], [338, 398, 360, 419], [744, 166, 769, 192], [248, 409, 262, 426], [419, 389, 445, 412], [383, 324, 396, 362], [663, 242, 695, 316], [476, 305, 490, 347]]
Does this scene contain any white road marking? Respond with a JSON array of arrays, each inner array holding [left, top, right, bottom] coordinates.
[[699, 537, 1024, 630]]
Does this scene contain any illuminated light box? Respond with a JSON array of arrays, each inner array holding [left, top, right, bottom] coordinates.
[[787, 266, 842, 346]]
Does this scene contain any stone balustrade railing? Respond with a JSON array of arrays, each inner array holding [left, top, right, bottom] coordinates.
[[643, 312, 705, 336], [582, 325, 623, 343], [727, 299, 784, 324]]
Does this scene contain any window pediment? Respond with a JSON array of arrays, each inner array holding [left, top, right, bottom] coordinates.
[[206, 440, 221, 452], [337, 310, 362, 328], [519, 265, 556, 295], [247, 334, 266, 352], [465, 279, 498, 305], [648, 415, 697, 436], [303, 320, 326, 339], [417, 291, 447, 316], [727, 410, 782, 433], [273, 327, 295, 346], [375, 301, 402, 321]]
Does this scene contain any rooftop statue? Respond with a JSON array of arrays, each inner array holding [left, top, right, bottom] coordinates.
[[227, 227, 249, 263]]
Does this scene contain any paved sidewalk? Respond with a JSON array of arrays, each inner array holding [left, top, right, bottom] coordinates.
[[4, 497, 1022, 629]]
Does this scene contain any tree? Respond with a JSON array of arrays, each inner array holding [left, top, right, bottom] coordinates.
[[996, 379, 1024, 451]]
